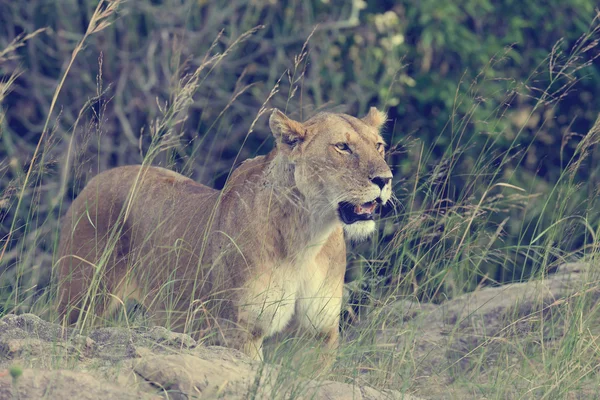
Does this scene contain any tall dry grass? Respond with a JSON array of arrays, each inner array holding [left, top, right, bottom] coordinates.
[[0, 2, 600, 398]]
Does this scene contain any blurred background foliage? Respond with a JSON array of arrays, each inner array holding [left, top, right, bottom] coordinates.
[[0, 0, 599, 315]]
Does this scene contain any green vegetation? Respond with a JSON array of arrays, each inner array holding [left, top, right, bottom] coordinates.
[[1, 0, 599, 398], [9, 365, 22, 381]]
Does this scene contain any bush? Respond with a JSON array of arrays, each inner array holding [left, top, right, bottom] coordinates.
[[0, 0, 599, 315]]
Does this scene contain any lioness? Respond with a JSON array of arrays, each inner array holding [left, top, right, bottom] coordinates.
[[56, 108, 393, 360]]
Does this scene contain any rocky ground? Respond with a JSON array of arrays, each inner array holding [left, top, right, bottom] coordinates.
[[0, 262, 597, 399], [0, 313, 415, 400]]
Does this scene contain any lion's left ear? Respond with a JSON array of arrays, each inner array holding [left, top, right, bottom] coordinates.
[[269, 108, 305, 149], [361, 107, 387, 131]]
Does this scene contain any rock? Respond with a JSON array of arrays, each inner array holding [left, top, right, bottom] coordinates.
[[0, 314, 91, 363], [141, 325, 196, 349], [133, 351, 418, 399], [349, 261, 598, 385], [0, 314, 420, 399], [421, 261, 598, 370], [134, 353, 255, 399], [87, 327, 138, 361], [0, 314, 73, 342], [0, 368, 151, 400]]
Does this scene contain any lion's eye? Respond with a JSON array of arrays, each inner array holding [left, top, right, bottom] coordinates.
[[335, 143, 352, 154]]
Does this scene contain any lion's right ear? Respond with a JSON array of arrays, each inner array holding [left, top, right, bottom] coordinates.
[[361, 107, 387, 131], [269, 109, 305, 149]]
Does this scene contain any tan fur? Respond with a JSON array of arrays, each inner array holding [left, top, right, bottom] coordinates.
[[56, 108, 393, 361]]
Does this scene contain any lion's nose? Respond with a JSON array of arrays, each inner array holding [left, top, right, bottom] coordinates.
[[370, 176, 391, 189]]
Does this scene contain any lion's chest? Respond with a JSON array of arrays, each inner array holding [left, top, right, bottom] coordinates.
[[243, 252, 330, 336]]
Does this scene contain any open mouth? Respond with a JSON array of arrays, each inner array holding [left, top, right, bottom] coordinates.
[[338, 200, 379, 224]]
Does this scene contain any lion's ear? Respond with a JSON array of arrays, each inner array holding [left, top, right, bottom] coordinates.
[[269, 108, 305, 148], [361, 107, 387, 131]]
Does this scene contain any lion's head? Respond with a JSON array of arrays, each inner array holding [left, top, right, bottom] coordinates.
[[269, 107, 393, 240]]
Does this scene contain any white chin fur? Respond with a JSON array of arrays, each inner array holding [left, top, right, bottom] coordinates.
[[342, 220, 376, 241]]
